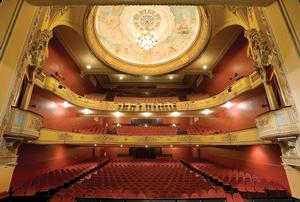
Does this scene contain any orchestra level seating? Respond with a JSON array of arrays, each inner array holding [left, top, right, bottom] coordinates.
[[51, 159, 228, 202], [11, 161, 106, 197], [188, 161, 289, 199]]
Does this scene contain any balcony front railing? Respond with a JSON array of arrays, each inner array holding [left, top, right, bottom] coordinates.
[[33, 128, 267, 146], [4, 108, 43, 140], [256, 106, 299, 140], [34, 71, 262, 112]]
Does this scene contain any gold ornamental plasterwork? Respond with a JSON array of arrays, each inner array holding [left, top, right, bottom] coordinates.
[[84, 6, 211, 75]]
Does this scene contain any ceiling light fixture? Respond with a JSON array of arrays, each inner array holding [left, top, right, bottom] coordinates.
[[144, 75, 149, 80], [201, 109, 212, 115], [120, 144, 123, 148], [142, 112, 152, 117], [223, 101, 234, 109], [202, 65, 208, 70], [170, 111, 181, 117], [172, 123, 176, 127], [86, 64, 92, 69], [82, 108, 92, 115], [113, 111, 123, 117], [62, 101, 71, 108], [170, 145, 173, 148], [145, 145, 148, 148], [169, 75, 174, 80], [137, 31, 158, 50], [119, 75, 124, 80]]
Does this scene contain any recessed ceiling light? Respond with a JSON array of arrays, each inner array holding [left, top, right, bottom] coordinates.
[[145, 145, 148, 148], [201, 109, 212, 115], [48, 102, 57, 109], [202, 65, 208, 70], [142, 112, 152, 117], [223, 102, 234, 109], [62, 101, 71, 108], [170, 111, 181, 117], [86, 64, 92, 69], [144, 76, 149, 80], [113, 111, 123, 117], [119, 75, 124, 80], [82, 108, 92, 115], [169, 75, 174, 79]]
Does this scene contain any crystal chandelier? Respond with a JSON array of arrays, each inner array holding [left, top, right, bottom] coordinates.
[[136, 31, 158, 50]]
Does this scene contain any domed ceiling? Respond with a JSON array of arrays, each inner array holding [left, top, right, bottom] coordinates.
[[85, 5, 210, 75]]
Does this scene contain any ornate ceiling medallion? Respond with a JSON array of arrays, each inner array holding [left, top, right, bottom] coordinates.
[[84, 5, 210, 75]]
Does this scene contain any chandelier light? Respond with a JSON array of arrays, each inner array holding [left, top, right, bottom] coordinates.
[[137, 31, 158, 50]]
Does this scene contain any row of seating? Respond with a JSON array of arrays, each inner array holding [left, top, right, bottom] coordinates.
[[116, 126, 177, 136], [189, 161, 289, 198], [186, 122, 222, 135], [114, 96, 180, 103], [186, 93, 210, 101], [51, 160, 229, 202], [72, 125, 107, 134], [12, 162, 100, 197], [84, 93, 106, 101]]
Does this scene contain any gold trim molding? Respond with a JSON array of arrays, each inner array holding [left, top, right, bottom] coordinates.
[[34, 128, 268, 146], [84, 6, 211, 75]]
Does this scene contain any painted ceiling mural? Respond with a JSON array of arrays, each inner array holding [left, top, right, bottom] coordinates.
[[94, 6, 200, 65], [85, 5, 210, 75]]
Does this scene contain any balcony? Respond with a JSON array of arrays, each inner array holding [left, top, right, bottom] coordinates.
[[4, 108, 43, 140], [34, 128, 267, 146], [34, 71, 262, 112], [256, 106, 299, 140]]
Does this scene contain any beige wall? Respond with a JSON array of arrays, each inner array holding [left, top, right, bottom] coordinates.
[[264, 1, 300, 199]]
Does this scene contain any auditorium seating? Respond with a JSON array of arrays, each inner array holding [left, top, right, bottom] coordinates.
[[12, 162, 100, 197], [186, 93, 210, 101], [116, 125, 177, 136], [84, 93, 106, 101], [189, 161, 289, 198], [51, 160, 227, 201], [114, 96, 180, 103], [72, 125, 107, 134], [186, 123, 222, 135]]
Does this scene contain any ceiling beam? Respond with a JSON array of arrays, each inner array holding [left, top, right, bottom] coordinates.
[[26, 0, 275, 6]]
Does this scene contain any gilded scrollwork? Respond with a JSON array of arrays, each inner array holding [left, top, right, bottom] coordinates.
[[26, 29, 53, 83]]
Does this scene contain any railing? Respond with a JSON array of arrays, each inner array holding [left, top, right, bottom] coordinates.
[[33, 128, 268, 146], [34, 71, 262, 112], [4, 108, 43, 140], [281, 156, 300, 167], [255, 106, 299, 140]]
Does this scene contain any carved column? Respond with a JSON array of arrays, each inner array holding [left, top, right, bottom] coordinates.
[[20, 29, 53, 110], [0, 138, 21, 192], [244, 29, 279, 110]]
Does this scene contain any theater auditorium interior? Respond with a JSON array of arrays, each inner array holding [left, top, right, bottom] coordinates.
[[0, 0, 300, 202]]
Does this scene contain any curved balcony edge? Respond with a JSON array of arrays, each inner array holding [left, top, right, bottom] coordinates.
[[4, 108, 43, 140], [255, 106, 300, 140], [34, 71, 262, 112], [31, 128, 269, 146]]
